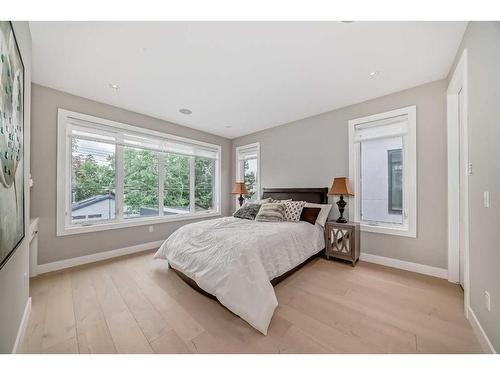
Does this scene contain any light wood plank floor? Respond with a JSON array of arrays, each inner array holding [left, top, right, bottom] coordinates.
[[19, 251, 482, 354]]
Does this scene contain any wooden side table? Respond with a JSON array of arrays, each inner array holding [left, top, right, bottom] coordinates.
[[324, 221, 360, 266]]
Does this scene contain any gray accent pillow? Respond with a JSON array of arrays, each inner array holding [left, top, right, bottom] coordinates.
[[233, 203, 262, 220], [270, 198, 292, 203], [255, 198, 273, 204], [255, 203, 286, 222]]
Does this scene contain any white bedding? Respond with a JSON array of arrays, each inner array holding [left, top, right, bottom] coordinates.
[[154, 216, 324, 334]]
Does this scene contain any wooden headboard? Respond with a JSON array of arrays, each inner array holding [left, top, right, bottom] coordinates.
[[262, 188, 329, 204]]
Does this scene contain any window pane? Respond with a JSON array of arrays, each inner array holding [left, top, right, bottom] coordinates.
[[71, 138, 116, 224], [244, 158, 258, 201], [123, 147, 159, 219], [164, 154, 190, 215], [360, 137, 403, 224], [195, 157, 215, 212]]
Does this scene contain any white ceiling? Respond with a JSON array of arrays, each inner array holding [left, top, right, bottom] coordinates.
[[29, 21, 467, 139]]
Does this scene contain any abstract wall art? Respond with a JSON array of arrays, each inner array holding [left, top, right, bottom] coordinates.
[[0, 21, 25, 270]]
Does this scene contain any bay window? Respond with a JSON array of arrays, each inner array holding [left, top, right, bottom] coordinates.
[[57, 109, 221, 236], [348, 106, 416, 237]]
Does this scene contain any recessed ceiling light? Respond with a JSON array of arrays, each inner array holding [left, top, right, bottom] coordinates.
[[109, 83, 120, 90], [368, 71, 379, 78], [179, 108, 192, 115]]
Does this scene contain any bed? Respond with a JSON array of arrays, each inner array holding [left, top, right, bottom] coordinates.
[[154, 187, 329, 334]]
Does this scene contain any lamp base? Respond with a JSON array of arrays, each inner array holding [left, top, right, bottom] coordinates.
[[336, 195, 348, 223], [238, 195, 244, 207]]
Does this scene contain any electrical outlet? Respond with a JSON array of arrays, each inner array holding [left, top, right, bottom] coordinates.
[[485, 291, 491, 312], [484, 191, 490, 208], [148, 226, 154, 233]]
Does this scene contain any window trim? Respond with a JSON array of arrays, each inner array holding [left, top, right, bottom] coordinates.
[[235, 142, 261, 203], [57, 109, 222, 236], [348, 106, 417, 238]]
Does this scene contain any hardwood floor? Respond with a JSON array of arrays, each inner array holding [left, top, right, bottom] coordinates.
[[19, 251, 482, 354]]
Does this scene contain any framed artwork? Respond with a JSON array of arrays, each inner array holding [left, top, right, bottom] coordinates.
[[0, 21, 25, 270]]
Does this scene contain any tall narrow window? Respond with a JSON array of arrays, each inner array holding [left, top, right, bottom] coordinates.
[[195, 156, 215, 212], [57, 109, 221, 236], [164, 153, 190, 215], [235, 143, 260, 202], [349, 106, 416, 237], [123, 147, 159, 218], [70, 136, 116, 224]]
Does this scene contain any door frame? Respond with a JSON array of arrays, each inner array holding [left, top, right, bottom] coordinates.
[[447, 48, 470, 317]]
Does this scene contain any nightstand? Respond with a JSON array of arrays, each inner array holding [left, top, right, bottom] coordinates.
[[324, 221, 360, 266]]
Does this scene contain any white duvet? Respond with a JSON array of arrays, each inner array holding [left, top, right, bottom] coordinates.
[[154, 216, 324, 334]]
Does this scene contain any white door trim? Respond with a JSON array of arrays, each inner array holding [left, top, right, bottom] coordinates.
[[447, 48, 470, 317]]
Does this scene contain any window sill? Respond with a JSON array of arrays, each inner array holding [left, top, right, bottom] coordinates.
[[57, 211, 221, 236], [360, 223, 416, 238]]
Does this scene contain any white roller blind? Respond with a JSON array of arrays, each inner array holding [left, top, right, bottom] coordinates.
[[67, 117, 219, 159], [353, 114, 408, 143], [237, 146, 258, 161]]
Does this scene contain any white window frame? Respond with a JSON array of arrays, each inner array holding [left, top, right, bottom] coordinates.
[[235, 142, 261, 202], [57, 109, 222, 236], [348, 105, 417, 238]]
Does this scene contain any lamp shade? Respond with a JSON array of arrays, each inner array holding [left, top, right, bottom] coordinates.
[[231, 182, 249, 195], [329, 177, 354, 196]]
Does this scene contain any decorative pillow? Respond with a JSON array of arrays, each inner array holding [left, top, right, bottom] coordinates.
[[233, 203, 261, 220], [283, 200, 306, 222], [255, 203, 285, 222], [304, 203, 333, 227], [300, 207, 322, 225]]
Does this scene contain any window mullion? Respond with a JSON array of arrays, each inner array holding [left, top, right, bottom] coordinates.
[[115, 143, 124, 222], [189, 156, 195, 214], [158, 153, 165, 217]]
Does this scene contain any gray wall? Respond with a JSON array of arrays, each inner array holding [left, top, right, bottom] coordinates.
[[232, 79, 448, 269], [449, 22, 500, 352], [0, 21, 31, 353], [31, 84, 232, 265]]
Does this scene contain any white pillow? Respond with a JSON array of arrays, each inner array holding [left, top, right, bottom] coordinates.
[[304, 202, 332, 227]]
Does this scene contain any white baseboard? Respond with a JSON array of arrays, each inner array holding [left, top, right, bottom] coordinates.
[[467, 306, 496, 354], [360, 252, 448, 279], [36, 240, 163, 275], [12, 297, 32, 354]]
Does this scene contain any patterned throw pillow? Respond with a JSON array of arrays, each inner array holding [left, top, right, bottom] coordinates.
[[283, 201, 306, 222], [255, 203, 286, 222], [233, 203, 262, 220]]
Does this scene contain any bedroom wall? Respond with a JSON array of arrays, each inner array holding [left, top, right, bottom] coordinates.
[[30, 84, 232, 265], [0, 21, 32, 353], [448, 21, 500, 352], [232, 79, 448, 269]]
